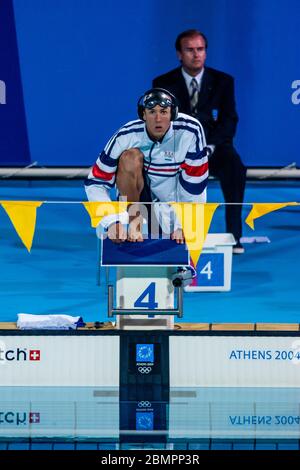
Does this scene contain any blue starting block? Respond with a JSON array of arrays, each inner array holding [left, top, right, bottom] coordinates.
[[101, 238, 189, 330], [101, 237, 189, 266], [184, 233, 235, 292]]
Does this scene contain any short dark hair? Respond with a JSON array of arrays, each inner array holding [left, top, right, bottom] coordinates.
[[175, 29, 208, 52]]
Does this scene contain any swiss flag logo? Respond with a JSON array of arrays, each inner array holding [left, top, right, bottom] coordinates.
[[29, 350, 40, 361], [29, 412, 40, 424]]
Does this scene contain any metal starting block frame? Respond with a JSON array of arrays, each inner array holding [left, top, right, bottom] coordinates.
[[101, 238, 189, 330]]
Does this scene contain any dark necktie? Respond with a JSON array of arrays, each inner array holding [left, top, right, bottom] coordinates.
[[190, 78, 198, 116]]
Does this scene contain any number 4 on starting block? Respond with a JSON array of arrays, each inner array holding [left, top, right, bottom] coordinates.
[[185, 233, 235, 292]]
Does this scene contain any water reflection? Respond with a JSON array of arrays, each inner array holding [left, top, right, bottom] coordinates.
[[0, 386, 299, 442]]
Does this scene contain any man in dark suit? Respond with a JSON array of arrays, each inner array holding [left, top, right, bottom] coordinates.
[[153, 29, 246, 253]]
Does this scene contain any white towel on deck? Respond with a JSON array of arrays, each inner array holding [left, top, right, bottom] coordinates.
[[17, 313, 82, 330]]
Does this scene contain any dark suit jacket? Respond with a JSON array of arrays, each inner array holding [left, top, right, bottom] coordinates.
[[153, 66, 238, 147]]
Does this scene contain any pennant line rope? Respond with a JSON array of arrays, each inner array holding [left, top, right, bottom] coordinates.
[[0, 201, 299, 260]]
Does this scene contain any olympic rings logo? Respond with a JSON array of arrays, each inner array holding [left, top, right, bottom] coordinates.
[[138, 401, 152, 408], [137, 366, 152, 374]]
